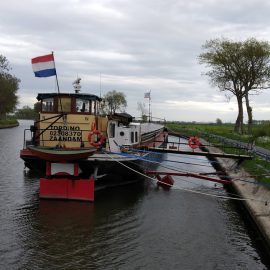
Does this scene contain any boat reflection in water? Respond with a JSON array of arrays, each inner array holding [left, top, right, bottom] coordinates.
[[29, 184, 146, 269]]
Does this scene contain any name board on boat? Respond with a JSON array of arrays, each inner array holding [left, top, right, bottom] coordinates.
[[48, 125, 82, 142]]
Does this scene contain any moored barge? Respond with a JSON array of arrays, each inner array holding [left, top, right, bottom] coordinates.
[[20, 80, 167, 201]]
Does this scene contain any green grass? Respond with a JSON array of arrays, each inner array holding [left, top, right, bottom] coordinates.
[[0, 118, 18, 127], [166, 122, 270, 186], [167, 122, 270, 150], [242, 157, 270, 186]]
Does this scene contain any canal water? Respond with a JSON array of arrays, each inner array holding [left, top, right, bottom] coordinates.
[[0, 120, 269, 269]]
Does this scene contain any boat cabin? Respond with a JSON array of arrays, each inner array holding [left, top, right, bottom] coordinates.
[[31, 76, 143, 152], [107, 113, 141, 152], [35, 92, 108, 149]]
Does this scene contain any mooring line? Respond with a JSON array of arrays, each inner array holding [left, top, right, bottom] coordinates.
[[106, 150, 212, 175], [102, 151, 268, 205], [106, 150, 269, 189]]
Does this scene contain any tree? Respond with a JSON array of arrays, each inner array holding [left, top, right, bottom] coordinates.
[[101, 90, 127, 115], [199, 38, 270, 134], [242, 39, 270, 132], [216, 118, 222, 125], [0, 55, 20, 119]]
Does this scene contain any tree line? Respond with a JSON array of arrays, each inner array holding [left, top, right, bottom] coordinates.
[[15, 105, 38, 120]]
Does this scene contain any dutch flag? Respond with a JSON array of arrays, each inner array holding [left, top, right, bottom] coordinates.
[[31, 53, 56, 77]]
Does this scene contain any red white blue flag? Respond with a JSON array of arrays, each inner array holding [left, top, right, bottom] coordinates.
[[31, 53, 56, 77]]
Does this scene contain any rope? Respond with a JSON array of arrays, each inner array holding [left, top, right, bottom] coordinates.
[[106, 150, 270, 188], [102, 151, 268, 205], [232, 178, 270, 188], [121, 157, 247, 200], [108, 150, 213, 174]]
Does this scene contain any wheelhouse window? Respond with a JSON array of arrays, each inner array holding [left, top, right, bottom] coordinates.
[[76, 99, 90, 113], [42, 98, 54, 112], [58, 97, 71, 113]]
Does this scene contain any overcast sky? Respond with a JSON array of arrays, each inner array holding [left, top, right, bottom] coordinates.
[[1, 0, 270, 122]]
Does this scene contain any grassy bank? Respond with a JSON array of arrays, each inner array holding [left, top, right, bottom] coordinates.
[[0, 118, 19, 128], [167, 122, 270, 150], [166, 122, 270, 185]]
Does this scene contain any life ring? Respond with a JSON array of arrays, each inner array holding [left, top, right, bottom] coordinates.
[[188, 136, 201, 149], [88, 129, 105, 148]]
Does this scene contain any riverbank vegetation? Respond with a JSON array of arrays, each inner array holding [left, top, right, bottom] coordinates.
[[15, 105, 37, 120], [166, 122, 270, 185], [0, 118, 18, 128], [0, 55, 20, 121]]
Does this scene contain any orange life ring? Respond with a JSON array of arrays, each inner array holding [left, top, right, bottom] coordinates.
[[88, 129, 105, 148], [188, 136, 201, 149]]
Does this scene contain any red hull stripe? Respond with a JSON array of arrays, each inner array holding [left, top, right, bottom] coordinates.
[[31, 54, 54, 64]]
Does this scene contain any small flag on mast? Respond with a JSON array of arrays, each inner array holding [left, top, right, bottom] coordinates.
[[144, 91, 151, 99], [31, 53, 56, 77]]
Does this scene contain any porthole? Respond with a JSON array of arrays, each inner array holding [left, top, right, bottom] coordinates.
[[120, 131, 125, 136]]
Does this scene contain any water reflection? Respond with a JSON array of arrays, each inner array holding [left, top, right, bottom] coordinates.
[[16, 185, 145, 270]]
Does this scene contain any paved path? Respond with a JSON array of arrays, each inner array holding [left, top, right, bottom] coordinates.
[[204, 133, 270, 162]]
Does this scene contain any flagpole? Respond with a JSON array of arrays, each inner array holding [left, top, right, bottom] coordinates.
[[52, 51, 63, 113]]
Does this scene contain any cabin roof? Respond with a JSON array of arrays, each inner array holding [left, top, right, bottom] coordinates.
[[36, 93, 102, 101], [109, 112, 133, 124]]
